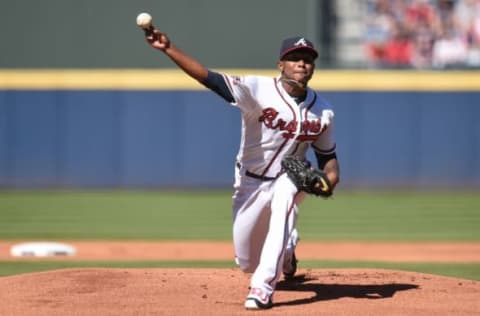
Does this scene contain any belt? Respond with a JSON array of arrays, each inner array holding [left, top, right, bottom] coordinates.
[[236, 162, 277, 181]]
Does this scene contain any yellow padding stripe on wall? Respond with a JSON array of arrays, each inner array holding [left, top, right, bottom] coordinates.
[[0, 69, 479, 91]]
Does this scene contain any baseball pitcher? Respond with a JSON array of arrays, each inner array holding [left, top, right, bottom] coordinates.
[[140, 22, 340, 310]]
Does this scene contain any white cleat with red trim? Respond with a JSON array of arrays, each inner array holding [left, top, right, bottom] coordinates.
[[244, 287, 273, 310]]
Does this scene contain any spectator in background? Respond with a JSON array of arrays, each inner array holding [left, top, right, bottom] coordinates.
[[404, 0, 437, 27], [405, 0, 438, 68], [432, 0, 469, 68], [383, 20, 413, 67], [409, 19, 436, 68], [455, 0, 480, 66], [432, 26, 469, 68], [389, 0, 410, 20], [364, 0, 397, 67]]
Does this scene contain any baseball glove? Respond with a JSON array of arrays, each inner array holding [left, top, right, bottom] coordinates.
[[281, 155, 333, 197]]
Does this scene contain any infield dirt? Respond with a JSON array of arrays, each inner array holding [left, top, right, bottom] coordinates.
[[0, 241, 479, 315]]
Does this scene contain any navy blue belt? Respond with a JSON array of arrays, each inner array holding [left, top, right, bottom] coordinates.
[[236, 162, 277, 181]]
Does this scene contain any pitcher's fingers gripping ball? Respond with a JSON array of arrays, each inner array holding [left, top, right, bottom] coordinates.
[[136, 12, 152, 29], [136, 12, 156, 37], [135, 12, 170, 50]]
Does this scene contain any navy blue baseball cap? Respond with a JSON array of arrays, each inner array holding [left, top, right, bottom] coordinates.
[[279, 36, 318, 60]]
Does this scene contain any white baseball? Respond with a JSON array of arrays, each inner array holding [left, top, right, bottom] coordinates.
[[136, 12, 152, 29]]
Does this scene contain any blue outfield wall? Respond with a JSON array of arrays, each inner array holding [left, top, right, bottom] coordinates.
[[0, 90, 240, 188], [1, 89, 479, 188]]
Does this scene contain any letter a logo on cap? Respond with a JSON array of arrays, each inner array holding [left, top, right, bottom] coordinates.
[[294, 38, 308, 47]]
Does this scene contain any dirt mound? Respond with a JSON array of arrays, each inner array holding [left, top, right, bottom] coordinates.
[[0, 268, 479, 315]]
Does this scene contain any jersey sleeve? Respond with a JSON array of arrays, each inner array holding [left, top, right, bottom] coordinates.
[[312, 109, 336, 156], [221, 74, 260, 112]]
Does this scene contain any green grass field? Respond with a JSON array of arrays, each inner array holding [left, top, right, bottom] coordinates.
[[0, 190, 479, 279]]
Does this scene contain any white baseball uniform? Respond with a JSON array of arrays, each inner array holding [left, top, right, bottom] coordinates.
[[221, 73, 336, 296]]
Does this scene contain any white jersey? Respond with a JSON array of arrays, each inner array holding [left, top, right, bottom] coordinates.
[[222, 74, 336, 179]]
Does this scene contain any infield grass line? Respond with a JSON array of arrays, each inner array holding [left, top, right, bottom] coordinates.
[[0, 260, 478, 281]]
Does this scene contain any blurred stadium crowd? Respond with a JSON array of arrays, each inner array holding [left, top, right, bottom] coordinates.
[[363, 0, 480, 69]]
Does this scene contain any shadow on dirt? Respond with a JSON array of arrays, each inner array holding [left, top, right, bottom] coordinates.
[[275, 274, 419, 307]]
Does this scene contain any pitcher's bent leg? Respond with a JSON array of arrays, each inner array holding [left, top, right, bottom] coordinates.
[[250, 174, 301, 294]]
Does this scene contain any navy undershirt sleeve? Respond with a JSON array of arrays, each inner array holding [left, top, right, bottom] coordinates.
[[202, 70, 235, 103], [315, 151, 337, 170]]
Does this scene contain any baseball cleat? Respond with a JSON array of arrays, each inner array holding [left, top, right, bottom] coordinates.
[[244, 287, 273, 310], [283, 251, 298, 279]]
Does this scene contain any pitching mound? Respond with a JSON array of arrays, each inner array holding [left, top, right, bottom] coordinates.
[[0, 268, 478, 315]]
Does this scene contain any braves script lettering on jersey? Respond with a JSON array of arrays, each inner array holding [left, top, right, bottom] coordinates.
[[224, 75, 335, 178]]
